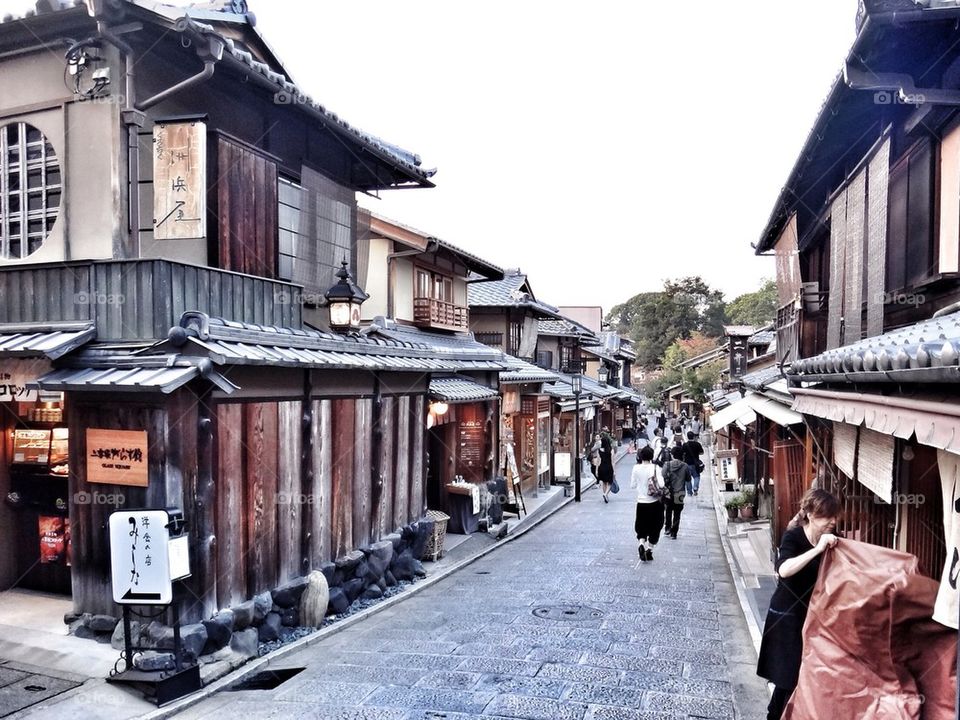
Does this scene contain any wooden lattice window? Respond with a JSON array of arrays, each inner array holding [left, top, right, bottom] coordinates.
[[0, 122, 60, 259]]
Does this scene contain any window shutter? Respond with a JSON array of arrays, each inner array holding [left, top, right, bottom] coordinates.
[[827, 190, 848, 350], [843, 169, 866, 346], [866, 139, 890, 338]]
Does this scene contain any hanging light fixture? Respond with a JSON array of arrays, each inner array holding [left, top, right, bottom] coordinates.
[[324, 261, 369, 331], [430, 401, 449, 417]]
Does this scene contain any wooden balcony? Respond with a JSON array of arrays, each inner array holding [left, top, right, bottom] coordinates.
[[0, 259, 303, 341], [413, 297, 469, 332]]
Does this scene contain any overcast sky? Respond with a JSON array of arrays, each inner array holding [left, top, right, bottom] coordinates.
[[251, 0, 860, 312], [5, 0, 861, 313]]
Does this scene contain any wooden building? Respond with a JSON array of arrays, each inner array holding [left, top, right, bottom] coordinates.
[[756, 0, 960, 627], [0, 0, 469, 625]]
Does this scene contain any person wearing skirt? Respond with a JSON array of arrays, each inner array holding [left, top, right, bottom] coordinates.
[[630, 445, 664, 561]]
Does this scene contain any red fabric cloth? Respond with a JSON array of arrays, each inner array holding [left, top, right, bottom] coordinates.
[[785, 539, 957, 720]]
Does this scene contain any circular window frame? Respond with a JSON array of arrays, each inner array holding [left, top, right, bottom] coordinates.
[[0, 122, 61, 260]]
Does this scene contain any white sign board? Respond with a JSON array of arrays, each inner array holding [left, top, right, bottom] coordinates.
[[109, 510, 172, 605], [168, 534, 192, 581], [718, 455, 739, 483], [554, 452, 572, 479]]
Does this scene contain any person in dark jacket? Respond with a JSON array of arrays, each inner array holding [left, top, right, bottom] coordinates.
[[597, 429, 615, 503], [660, 446, 690, 538], [757, 488, 840, 719], [682, 432, 704, 496]]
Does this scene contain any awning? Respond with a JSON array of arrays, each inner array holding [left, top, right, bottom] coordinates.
[[744, 393, 804, 426], [428, 377, 499, 404], [35, 364, 237, 395], [792, 387, 960, 455], [0, 322, 95, 359], [709, 397, 757, 432]]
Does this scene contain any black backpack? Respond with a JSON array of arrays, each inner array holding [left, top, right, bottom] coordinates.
[[654, 445, 671, 467]]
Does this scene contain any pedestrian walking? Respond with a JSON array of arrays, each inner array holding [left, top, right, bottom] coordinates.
[[757, 488, 840, 719], [652, 429, 671, 467], [630, 445, 664, 561], [661, 446, 691, 539], [690, 415, 702, 437], [588, 433, 601, 480], [682, 431, 705, 496], [657, 412, 667, 434], [597, 428, 615, 503]]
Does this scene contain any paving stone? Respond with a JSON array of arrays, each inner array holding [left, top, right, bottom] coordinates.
[[414, 671, 482, 690], [537, 663, 623, 685], [297, 664, 427, 686], [455, 656, 542, 677], [477, 674, 567, 699], [524, 646, 584, 664], [642, 690, 736, 719], [484, 693, 588, 720], [361, 686, 495, 714], [565, 683, 646, 709], [620, 671, 732, 700], [374, 639, 459, 655], [585, 708, 682, 720], [581, 652, 683, 675], [454, 642, 530, 659], [645, 646, 726, 665], [275, 679, 378, 704]]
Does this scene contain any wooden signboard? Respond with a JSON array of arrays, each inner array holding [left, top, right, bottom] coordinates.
[[86, 429, 149, 487], [153, 121, 207, 240], [459, 418, 484, 470]]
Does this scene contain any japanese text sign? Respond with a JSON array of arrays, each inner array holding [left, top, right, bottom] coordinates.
[[110, 510, 172, 605], [86, 429, 149, 487], [153, 121, 206, 240]]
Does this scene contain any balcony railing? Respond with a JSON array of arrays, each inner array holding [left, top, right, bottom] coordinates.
[[0, 259, 303, 340], [413, 297, 469, 331]]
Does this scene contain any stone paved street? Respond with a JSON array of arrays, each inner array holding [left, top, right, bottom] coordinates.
[[173, 451, 769, 720]]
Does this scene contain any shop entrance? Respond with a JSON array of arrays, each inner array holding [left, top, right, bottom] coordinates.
[[1, 390, 71, 595], [426, 425, 450, 511]]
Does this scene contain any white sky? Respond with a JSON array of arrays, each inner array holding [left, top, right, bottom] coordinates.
[[4, 0, 860, 312]]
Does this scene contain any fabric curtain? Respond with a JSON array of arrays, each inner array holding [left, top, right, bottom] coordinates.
[[934, 449, 960, 630]]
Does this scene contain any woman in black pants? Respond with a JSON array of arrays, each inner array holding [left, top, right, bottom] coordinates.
[[756, 488, 840, 719]]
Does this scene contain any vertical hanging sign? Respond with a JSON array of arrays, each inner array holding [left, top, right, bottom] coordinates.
[[153, 121, 207, 240]]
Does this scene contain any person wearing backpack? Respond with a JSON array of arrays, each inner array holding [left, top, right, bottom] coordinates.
[[661, 445, 691, 539], [630, 445, 665, 561], [682, 431, 705, 496]]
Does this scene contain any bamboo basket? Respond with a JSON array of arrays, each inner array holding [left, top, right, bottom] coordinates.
[[422, 510, 451, 562]]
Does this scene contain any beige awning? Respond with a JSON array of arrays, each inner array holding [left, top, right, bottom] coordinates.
[[792, 387, 960, 454], [745, 393, 804, 426], [709, 397, 757, 432]]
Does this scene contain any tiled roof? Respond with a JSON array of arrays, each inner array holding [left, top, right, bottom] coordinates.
[[0, 322, 95, 359], [740, 365, 784, 391], [537, 318, 599, 344], [429, 377, 499, 403], [149, 313, 505, 372], [499, 355, 561, 385], [789, 310, 960, 384], [467, 272, 562, 319], [363, 319, 504, 360], [724, 325, 757, 337], [581, 345, 619, 363], [749, 330, 776, 346]]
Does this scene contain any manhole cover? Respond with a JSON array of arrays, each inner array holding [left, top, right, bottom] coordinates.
[[532, 604, 603, 621]]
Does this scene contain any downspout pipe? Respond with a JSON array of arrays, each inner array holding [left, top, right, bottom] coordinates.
[[137, 22, 224, 111]]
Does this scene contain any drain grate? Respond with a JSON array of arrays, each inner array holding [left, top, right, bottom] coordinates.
[[227, 667, 305, 691], [532, 604, 603, 621]]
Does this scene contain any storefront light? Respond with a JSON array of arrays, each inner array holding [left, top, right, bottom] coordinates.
[[430, 401, 449, 416]]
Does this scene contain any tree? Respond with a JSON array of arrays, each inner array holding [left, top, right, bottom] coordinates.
[[726, 279, 778, 327], [607, 277, 726, 370]]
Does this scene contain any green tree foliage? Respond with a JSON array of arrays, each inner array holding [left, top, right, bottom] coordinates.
[[607, 277, 726, 369], [726, 279, 778, 327]]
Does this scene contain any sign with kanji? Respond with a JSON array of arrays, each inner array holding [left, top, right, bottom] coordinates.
[[109, 510, 172, 605], [0, 358, 48, 402], [86, 429, 149, 487], [153, 121, 206, 240], [717, 449, 740, 482], [729, 335, 749, 380]]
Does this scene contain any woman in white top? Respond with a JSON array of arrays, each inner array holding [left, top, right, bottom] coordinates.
[[630, 445, 665, 562]]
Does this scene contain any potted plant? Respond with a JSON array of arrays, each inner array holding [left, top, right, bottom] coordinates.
[[739, 488, 756, 520], [724, 495, 742, 521]]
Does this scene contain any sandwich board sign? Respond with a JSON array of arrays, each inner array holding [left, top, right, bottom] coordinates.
[[109, 510, 173, 605]]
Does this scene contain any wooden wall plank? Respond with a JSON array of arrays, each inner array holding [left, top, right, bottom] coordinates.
[[330, 399, 355, 560], [377, 397, 395, 536], [410, 396, 425, 519], [244, 402, 279, 594], [352, 399, 372, 548], [394, 396, 410, 526], [277, 400, 303, 581], [215, 402, 246, 609], [310, 399, 333, 564]]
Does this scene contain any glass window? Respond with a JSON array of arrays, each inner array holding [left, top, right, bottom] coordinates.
[[0, 122, 60, 259]]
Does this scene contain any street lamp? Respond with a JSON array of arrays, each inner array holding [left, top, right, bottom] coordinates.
[[572, 373, 582, 502], [597, 366, 608, 386], [325, 261, 369, 332]]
